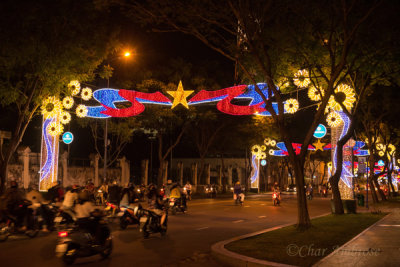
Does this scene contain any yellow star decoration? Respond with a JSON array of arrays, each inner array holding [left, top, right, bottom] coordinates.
[[313, 139, 326, 151], [167, 81, 194, 109]]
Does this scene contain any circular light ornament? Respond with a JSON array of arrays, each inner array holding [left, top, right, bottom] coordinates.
[[47, 122, 64, 136], [62, 96, 74, 109], [261, 145, 266, 151], [326, 111, 343, 127], [251, 145, 262, 155], [293, 69, 311, 88], [258, 152, 266, 160], [328, 84, 356, 111], [387, 144, 396, 154], [41, 96, 62, 119], [284, 98, 299, 114], [376, 143, 385, 151], [308, 86, 324, 101], [76, 104, 88, 118], [269, 149, 275, 155], [264, 138, 271, 146], [327, 162, 332, 168], [378, 150, 385, 157], [81, 87, 93, 101], [60, 112, 71, 124], [270, 140, 276, 147], [68, 80, 81, 96]]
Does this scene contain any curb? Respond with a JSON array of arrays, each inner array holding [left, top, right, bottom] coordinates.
[[312, 212, 390, 266], [211, 213, 331, 267]]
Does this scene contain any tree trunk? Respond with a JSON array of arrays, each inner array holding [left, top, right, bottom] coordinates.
[[369, 179, 379, 203], [293, 160, 311, 229]]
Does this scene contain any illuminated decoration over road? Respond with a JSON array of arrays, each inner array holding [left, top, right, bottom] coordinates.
[[250, 154, 260, 189], [284, 98, 299, 114], [293, 69, 311, 88], [68, 80, 81, 96], [167, 80, 193, 109], [62, 96, 74, 109], [81, 87, 93, 101], [308, 86, 324, 101], [41, 96, 62, 119], [326, 111, 343, 127], [76, 104, 88, 118], [313, 139, 326, 151], [60, 112, 71, 124], [328, 84, 356, 112], [47, 121, 64, 137]]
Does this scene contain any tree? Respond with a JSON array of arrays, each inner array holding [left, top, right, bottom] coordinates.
[[0, 0, 118, 194], [121, 0, 384, 228]]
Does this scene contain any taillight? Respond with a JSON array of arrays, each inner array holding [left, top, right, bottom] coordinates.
[[58, 231, 68, 237]]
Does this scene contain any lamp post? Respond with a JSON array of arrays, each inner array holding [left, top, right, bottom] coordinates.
[[103, 51, 132, 183]]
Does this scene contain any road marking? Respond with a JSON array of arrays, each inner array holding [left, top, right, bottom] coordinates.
[[260, 203, 266, 206], [378, 224, 400, 227], [233, 220, 244, 223], [196, 227, 209, 230], [258, 216, 267, 218], [244, 205, 250, 207]]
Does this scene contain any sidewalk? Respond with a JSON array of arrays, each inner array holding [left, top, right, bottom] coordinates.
[[212, 208, 400, 267], [314, 208, 400, 267]]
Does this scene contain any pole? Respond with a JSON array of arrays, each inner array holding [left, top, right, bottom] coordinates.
[[366, 156, 369, 209], [150, 139, 153, 184], [103, 78, 109, 183]]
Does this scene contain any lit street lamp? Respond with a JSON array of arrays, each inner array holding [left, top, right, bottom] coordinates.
[[103, 50, 132, 183]]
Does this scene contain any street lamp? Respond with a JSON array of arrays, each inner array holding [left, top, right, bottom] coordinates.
[[103, 50, 132, 183]]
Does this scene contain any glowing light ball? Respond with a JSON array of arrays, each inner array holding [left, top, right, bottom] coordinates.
[[326, 111, 343, 127], [60, 112, 71, 124], [378, 151, 385, 157], [261, 159, 267, 166], [270, 140, 276, 147], [284, 98, 299, 114], [308, 86, 324, 101], [81, 87, 93, 101], [47, 122, 64, 136], [269, 149, 275, 155], [41, 96, 62, 119], [62, 96, 74, 109], [68, 80, 81, 96], [76, 104, 88, 118], [293, 69, 311, 88]]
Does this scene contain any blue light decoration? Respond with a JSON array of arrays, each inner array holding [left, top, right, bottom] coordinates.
[[39, 116, 59, 191], [62, 132, 74, 144], [313, 124, 327, 138], [377, 160, 385, 167], [261, 159, 267, 166], [250, 154, 260, 188]]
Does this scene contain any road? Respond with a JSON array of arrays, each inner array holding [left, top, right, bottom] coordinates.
[[0, 194, 331, 267]]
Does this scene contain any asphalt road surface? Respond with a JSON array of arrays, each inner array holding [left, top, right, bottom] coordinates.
[[0, 194, 331, 267]]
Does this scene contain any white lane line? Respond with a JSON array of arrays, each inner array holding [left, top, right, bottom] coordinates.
[[378, 224, 400, 227], [196, 227, 209, 230], [233, 220, 244, 223], [258, 216, 267, 218]]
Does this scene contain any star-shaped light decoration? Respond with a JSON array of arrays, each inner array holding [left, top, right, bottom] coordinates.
[[167, 81, 194, 109], [313, 139, 326, 151]]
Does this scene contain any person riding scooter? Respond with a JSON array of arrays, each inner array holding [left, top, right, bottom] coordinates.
[[3, 181, 32, 231], [146, 184, 166, 229], [233, 181, 244, 205]]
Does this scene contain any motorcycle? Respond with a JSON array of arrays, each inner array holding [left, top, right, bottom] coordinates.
[[272, 192, 280, 206], [55, 216, 112, 265], [306, 190, 313, 200], [119, 204, 141, 230], [0, 200, 40, 242], [139, 209, 167, 238], [321, 189, 328, 198], [205, 186, 217, 198], [54, 208, 77, 230], [169, 197, 186, 215], [104, 202, 120, 223], [234, 193, 244, 206]]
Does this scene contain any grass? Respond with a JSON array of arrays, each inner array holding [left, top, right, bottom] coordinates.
[[225, 213, 386, 267]]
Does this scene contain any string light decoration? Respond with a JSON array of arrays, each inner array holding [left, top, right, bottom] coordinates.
[[326, 111, 343, 127], [41, 97, 62, 119], [81, 87, 93, 101], [308, 86, 324, 101], [60, 112, 71, 124], [68, 80, 81, 96], [284, 98, 299, 114], [62, 96, 74, 109], [76, 104, 88, 118], [47, 121, 64, 136], [39, 118, 59, 191], [328, 84, 356, 111], [293, 69, 311, 88]]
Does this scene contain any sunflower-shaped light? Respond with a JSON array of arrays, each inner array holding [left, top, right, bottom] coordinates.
[[327, 162, 332, 168], [62, 96, 74, 109], [270, 140, 276, 147], [81, 87, 93, 101], [387, 144, 396, 155], [326, 111, 343, 127], [269, 149, 275, 156], [293, 69, 311, 88], [76, 104, 88, 118], [376, 143, 385, 151], [378, 150, 385, 157], [41, 96, 62, 119], [60, 112, 71, 124], [47, 122, 64, 136], [308, 86, 325, 101], [261, 145, 266, 151], [264, 138, 271, 146], [328, 84, 356, 111], [68, 80, 81, 96], [251, 145, 262, 155], [258, 152, 266, 160], [284, 98, 299, 114]]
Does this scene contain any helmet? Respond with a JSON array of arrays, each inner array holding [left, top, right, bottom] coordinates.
[[78, 190, 90, 201]]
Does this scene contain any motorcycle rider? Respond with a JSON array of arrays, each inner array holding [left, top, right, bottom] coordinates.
[[233, 181, 243, 204], [26, 189, 55, 231], [184, 181, 192, 200], [146, 184, 166, 229], [3, 181, 31, 231]]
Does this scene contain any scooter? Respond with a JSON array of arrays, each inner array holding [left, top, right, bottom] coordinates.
[[169, 196, 186, 215], [139, 209, 167, 238], [234, 193, 244, 206], [55, 216, 112, 265], [119, 203, 141, 229], [272, 192, 280, 206], [54, 208, 77, 230]]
